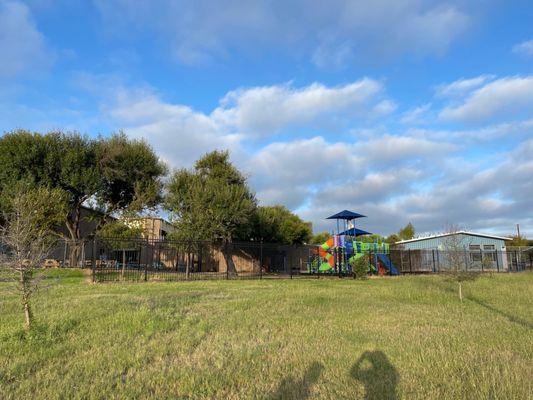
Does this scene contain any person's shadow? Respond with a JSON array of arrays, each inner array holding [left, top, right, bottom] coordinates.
[[269, 362, 324, 399], [350, 351, 399, 400]]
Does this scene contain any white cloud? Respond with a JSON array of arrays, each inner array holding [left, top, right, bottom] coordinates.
[[212, 79, 392, 136], [435, 75, 495, 98], [0, 0, 52, 78], [400, 103, 432, 124], [75, 75, 393, 167], [94, 0, 470, 68], [312, 38, 354, 70], [439, 76, 533, 123], [512, 39, 533, 57], [407, 119, 533, 143]]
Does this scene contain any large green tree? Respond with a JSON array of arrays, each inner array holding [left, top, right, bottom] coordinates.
[[0, 130, 167, 242], [398, 222, 415, 241], [309, 232, 332, 245], [252, 205, 312, 244], [165, 151, 257, 242]]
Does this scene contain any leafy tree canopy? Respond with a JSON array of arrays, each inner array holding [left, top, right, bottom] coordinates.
[[0, 130, 167, 241], [252, 205, 312, 244], [165, 151, 257, 242], [309, 232, 332, 245], [385, 233, 400, 244], [357, 233, 387, 244], [507, 234, 530, 247], [398, 222, 415, 240]]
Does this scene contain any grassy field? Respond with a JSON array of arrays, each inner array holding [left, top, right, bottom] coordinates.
[[1, 270, 532, 399]]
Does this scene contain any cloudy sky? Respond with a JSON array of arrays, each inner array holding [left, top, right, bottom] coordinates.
[[1, 0, 532, 236]]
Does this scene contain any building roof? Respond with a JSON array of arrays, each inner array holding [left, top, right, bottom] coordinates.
[[395, 231, 511, 245], [326, 210, 366, 220], [339, 227, 372, 236]]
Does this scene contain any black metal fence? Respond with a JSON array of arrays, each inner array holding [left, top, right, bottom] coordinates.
[[4, 238, 531, 283]]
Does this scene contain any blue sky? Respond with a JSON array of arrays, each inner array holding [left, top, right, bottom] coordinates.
[[1, 0, 532, 236]]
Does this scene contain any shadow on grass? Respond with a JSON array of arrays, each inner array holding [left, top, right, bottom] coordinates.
[[350, 350, 399, 400], [269, 362, 323, 400], [468, 296, 532, 330]]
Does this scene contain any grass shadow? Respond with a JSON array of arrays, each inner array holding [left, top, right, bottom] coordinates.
[[468, 296, 532, 330], [350, 350, 399, 400], [269, 361, 323, 400]]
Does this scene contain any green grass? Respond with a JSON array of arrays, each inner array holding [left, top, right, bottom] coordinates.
[[1, 271, 532, 399]]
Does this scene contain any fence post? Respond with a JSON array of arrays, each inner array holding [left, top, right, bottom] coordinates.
[[144, 262, 148, 282], [432, 249, 436, 273], [91, 239, 96, 283], [408, 249, 412, 273], [480, 248, 484, 272], [529, 252, 532, 270], [436, 249, 440, 272], [496, 250, 500, 272], [290, 261, 293, 280], [260, 240, 263, 280], [62, 240, 67, 268], [186, 243, 191, 280]]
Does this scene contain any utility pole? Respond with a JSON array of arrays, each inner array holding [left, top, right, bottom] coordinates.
[[516, 224, 521, 239]]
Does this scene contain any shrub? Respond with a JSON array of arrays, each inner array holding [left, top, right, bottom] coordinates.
[[350, 256, 369, 280]]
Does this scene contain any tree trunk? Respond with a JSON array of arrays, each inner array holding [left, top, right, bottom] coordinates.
[[223, 242, 236, 277], [20, 271, 33, 331], [65, 204, 83, 267], [23, 301, 32, 331]]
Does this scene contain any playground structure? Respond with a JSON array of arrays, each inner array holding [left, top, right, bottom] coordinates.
[[312, 210, 399, 276]]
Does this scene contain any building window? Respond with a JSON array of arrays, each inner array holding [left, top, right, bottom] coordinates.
[[483, 245, 497, 262], [484, 252, 497, 262], [470, 252, 482, 262], [469, 245, 481, 262]]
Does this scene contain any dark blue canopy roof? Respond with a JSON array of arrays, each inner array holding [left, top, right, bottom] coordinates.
[[339, 227, 372, 237], [326, 210, 366, 220]]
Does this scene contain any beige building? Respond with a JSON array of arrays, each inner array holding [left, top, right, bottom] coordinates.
[[123, 217, 177, 241]]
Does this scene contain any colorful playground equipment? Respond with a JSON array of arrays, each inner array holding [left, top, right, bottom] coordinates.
[[313, 210, 399, 276]]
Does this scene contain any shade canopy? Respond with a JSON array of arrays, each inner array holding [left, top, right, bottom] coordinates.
[[339, 227, 372, 237], [326, 210, 366, 220]]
